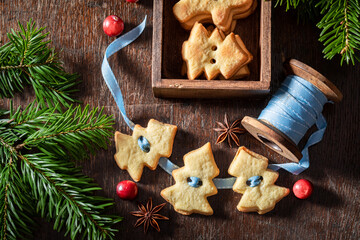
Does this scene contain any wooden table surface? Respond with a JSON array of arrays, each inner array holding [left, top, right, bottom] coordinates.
[[1, 1, 359, 239]]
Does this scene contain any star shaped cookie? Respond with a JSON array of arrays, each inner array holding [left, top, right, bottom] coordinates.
[[114, 119, 177, 182], [161, 142, 219, 215], [228, 147, 290, 214], [173, 0, 256, 32], [182, 22, 252, 80]]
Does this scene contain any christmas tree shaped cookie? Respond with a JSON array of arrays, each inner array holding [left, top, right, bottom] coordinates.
[[114, 119, 177, 182], [228, 147, 290, 214], [182, 22, 252, 80], [161, 143, 220, 215]]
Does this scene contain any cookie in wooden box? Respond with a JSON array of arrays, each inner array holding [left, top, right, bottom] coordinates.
[[173, 0, 257, 33], [182, 22, 252, 80]]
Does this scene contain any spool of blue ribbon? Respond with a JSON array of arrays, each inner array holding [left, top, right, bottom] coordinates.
[[263, 75, 328, 174], [242, 60, 342, 175]]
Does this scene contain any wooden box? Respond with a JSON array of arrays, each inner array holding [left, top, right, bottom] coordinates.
[[151, 0, 271, 98]]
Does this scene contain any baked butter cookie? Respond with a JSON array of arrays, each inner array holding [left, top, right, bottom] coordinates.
[[114, 119, 177, 182], [228, 147, 290, 214], [182, 22, 252, 80], [173, 0, 256, 33], [161, 143, 219, 215]]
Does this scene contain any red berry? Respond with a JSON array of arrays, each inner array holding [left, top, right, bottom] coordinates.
[[116, 180, 138, 200], [103, 15, 124, 37], [126, 0, 139, 2], [293, 179, 313, 199]]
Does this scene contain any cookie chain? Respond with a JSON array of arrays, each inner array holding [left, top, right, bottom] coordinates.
[[101, 17, 237, 189]]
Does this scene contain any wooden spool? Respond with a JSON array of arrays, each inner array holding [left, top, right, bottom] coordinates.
[[241, 59, 343, 163]]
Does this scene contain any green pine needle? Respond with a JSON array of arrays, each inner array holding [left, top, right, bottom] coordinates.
[[0, 159, 37, 240], [317, 0, 360, 65], [275, 0, 302, 10], [0, 20, 122, 240], [15, 104, 114, 161], [0, 103, 121, 240], [20, 153, 122, 240], [275, 0, 360, 65], [0, 20, 79, 110]]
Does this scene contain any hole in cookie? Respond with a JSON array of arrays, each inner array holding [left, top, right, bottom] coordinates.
[[210, 59, 216, 64], [138, 136, 150, 153], [257, 134, 283, 152], [211, 46, 217, 51], [246, 176, 263, 187], [187, 177, 202, 188]]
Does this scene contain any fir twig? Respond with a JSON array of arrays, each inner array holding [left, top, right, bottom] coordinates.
[[14, 104, 114, 161], [275, 0, 360, 65], [275, 0, 302, 10], [0, 103, 121, 240], [0, 146, 37, 240], [317, 0, 360, 65], [20, 153, 121, 240], [0, 20, 79, 109]]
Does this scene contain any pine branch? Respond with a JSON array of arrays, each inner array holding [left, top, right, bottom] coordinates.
[[20, 153, 122, 240], [0, 103, 121, 240], [0, 149, 37, 240], [317, 0, 360, 65], [275, 0, 302, 10], [10, 104, 114, 161], [275, 0, 360, 65], [0, 20, 79, 110]]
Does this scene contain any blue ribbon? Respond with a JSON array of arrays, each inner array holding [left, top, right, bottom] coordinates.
[[259, 75, 329, 175], [101, 16, 147, 130], [213, 178, 237, 189], [158, 157, 236, 189], [158, 157, 179, 175]]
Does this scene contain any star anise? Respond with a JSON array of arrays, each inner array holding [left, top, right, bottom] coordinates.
[[131, 198, 169, 233], [213, 114, 246, 147]]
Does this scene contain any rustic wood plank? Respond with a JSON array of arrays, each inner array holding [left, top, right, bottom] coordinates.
[[151, 0, 163, 91], [260, 0, 271, 90], [0, 0, 359, 240], [153, 79, 270, 98]]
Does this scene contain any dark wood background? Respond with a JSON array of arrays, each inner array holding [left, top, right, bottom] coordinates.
[[0, 0, 359, 239]]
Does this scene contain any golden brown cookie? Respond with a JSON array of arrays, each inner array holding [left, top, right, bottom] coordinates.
[[182, 22, 252, 80], [173, 0, 256, 33], [180, 0, 258, 33], [161, 143, 219, 215], [228, 147, 290, 214], [182, 62, 250, 80], [114, 119, 177, 182], [219, 65, 250, 79]]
